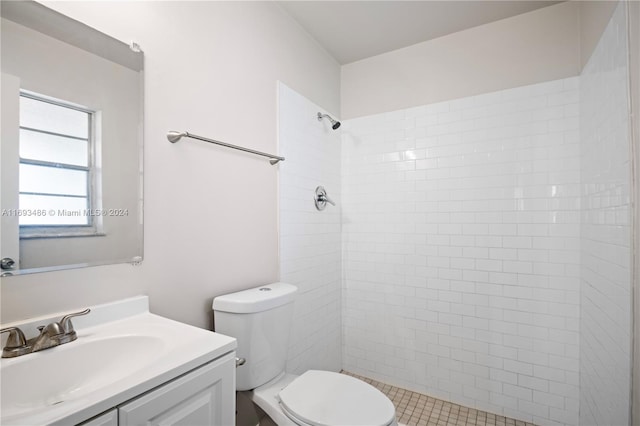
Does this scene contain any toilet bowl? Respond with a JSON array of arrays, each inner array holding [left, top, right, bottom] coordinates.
[[212, 283, 398, 426]]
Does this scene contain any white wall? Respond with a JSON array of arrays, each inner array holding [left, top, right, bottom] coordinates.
[[341, 2, 580, 119], [579, 3, 632, 425], [0, 1, 340, 327], [278, 83, 342, 375], [579, 1, 618, 68], [342, 77, 581, 425]]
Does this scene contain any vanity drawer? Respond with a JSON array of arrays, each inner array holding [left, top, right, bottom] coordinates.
[[79, 409, 117, 426]]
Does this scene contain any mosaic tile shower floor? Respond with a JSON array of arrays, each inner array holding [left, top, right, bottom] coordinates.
[[342, 371, 536, 426]]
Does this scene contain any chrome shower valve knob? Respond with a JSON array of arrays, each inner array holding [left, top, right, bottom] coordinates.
[[314, 186, 336, 211]]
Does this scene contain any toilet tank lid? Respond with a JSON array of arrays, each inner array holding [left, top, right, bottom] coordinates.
[[212, 282, 298, 314]]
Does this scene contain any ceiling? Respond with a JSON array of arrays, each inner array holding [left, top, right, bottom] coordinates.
[[278, 1, 562, 64]]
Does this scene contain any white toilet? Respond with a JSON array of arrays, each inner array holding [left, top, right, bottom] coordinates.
[[213, 282, 397, 426]]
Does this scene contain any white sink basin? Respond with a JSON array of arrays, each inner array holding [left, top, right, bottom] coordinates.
[[2, 335, 164, 417], [0, 296, 236, 425]]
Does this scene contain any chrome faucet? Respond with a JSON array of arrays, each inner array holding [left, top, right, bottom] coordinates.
[[0, 308, 90, 358]]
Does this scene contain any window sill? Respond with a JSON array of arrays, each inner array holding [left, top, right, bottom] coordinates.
[[20, 231, 106, 240]]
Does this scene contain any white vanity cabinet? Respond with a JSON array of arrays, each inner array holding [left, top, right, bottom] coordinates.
[[119, 353, 235, 425], [80, 352, 235, 426]]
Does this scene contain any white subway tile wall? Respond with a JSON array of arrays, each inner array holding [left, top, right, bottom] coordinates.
[[341, 77, 581, 425], [278, 82, 342, 374], [579, 3, 632, 425]]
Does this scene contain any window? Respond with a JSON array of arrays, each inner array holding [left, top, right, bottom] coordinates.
[[18, 92, 97, 235]]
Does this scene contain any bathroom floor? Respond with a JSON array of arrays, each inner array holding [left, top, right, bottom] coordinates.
[[342, 372, 536, 426]]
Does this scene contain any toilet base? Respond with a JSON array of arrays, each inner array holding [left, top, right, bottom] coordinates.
[[246, 372, 298, 426]]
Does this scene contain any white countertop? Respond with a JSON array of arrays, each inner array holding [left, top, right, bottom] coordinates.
[[0, 296, 237, 426]]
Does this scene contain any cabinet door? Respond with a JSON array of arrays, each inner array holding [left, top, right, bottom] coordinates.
[[119, 353, 235, 426], [79, 409, 118, 426]]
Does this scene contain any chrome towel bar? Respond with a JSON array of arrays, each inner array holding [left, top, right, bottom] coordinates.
[[167, 131, 285, 165]]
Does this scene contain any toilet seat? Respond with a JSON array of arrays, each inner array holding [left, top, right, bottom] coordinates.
[[277, 370, 396, 426]]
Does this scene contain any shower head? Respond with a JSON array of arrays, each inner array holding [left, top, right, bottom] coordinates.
[[317, 112, 341, 130]]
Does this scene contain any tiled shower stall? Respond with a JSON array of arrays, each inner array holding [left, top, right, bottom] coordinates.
[[279, 3, 632, 426], [342, 76, 581, 425]]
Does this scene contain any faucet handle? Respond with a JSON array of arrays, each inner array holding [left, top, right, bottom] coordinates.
[[0, 327, 27, 348], [60, 308, 91, 334], [0, 327, 32, 357]]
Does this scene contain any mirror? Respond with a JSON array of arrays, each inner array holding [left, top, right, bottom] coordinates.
[[0, 1, 143, 275]]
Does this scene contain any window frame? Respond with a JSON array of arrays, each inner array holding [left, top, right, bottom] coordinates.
[[18, 91, 102, 239]]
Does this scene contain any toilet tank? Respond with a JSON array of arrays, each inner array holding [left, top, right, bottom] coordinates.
[[213, 282, 297, 391]]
